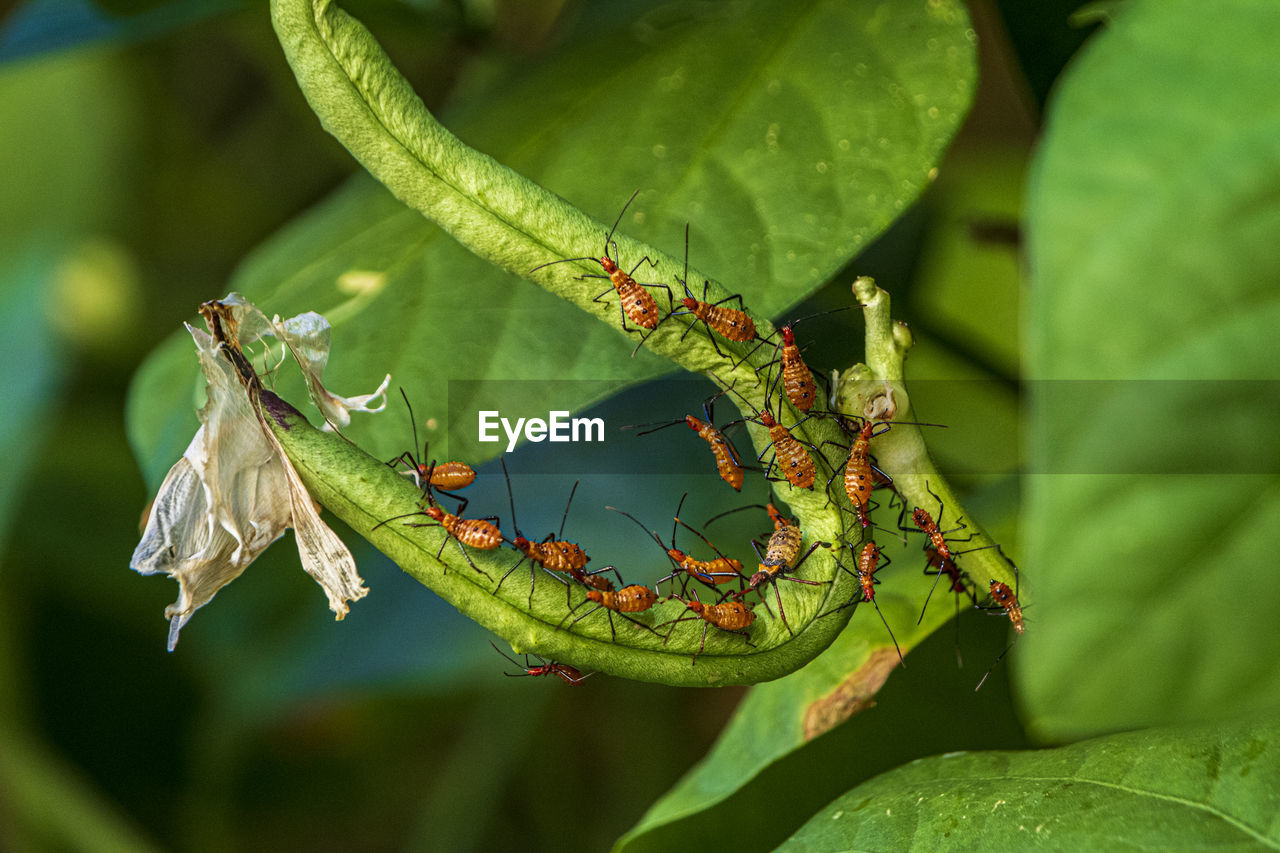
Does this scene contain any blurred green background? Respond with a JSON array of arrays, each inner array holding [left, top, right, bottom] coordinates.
[[7, 0, 1214, 850]]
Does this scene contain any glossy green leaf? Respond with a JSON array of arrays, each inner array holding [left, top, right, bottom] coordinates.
[[616, 533, 946, 848], [1021, 0, 1280, 739], [615, 606, 1029, 853], [128, 0, 975, 487], [779, 711, 1280, 851], [442, 0, 978, 318]]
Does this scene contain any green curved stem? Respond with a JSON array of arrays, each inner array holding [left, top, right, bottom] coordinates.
[[837, 277, 1020, 597], [262, 390, 861, 687]]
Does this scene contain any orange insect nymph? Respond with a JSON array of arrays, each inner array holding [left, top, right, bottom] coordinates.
[[756, 410, 816, 490], [736, 523, 827, 636], [371, 502, 502, 579], [424, 506, 503, 551], [855, 541, 883, 603], [528, 191, 672, 337], [513, 536, 590, 574], [586, 585, 658, 613], [496, 462, 596, 608], [851, 540, 903, 664], [975, 561, 1025, 691], [424, 461, 477, 492], [625, 391, 744, 491], [777, 325, 817, 411], [907, 484, 995, 567], [685, 598, 755, 631], [660, 595, 757, 662], [387, 388, 477, 511], [565, 582, 661, 643], [685, 415, 745, 491], [651, 224, 759, 360], [679, 295, 757, 342], [607, 498, 744, 599]]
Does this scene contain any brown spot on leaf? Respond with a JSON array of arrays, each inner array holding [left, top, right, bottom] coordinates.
[[802, 646, 901, 740]]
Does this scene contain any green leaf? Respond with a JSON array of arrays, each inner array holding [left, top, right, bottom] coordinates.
[[1022, 0, 1280, 739], [905, 142, 1027, 381], [443, 0, 978, 318], [615, 607, 1029, 853], [615, 534, 940, 847], [778, 711, 1280, 851], [271, 0, 975, 311]]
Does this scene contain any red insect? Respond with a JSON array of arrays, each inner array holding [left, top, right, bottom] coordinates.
[[816, 540, 902, 665], [907, 484, 996, 566], [975, 557, 1025, 691], [821, 416, 942, 533], [607, 494, 744, 597], [659, 592, 756, 664], [987, 579, 1024, 635], [386, 388, 476, 512], [757, 410, 817, 490], [561, 583, 661, 642], [529, 190, 672, 338], [820, 418, 892, 529], [490, 641, 591, 685], [670, 277, 757, 356], [734, 514, 828, 635], [495, 460, 608, 608], [849, 541, 903, 665], [626, 390, 746, 490], [669, 515, 744, 590]]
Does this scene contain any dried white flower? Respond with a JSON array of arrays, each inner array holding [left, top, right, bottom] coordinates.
[[266, 305, 391, 428], [131, 294, 384, 649]]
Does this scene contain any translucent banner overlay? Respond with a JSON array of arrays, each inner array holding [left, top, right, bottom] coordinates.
[[444, 378, 1278, 476]]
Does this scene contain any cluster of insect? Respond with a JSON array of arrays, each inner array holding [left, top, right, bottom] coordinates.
[[380, 192, 1023, 689]]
